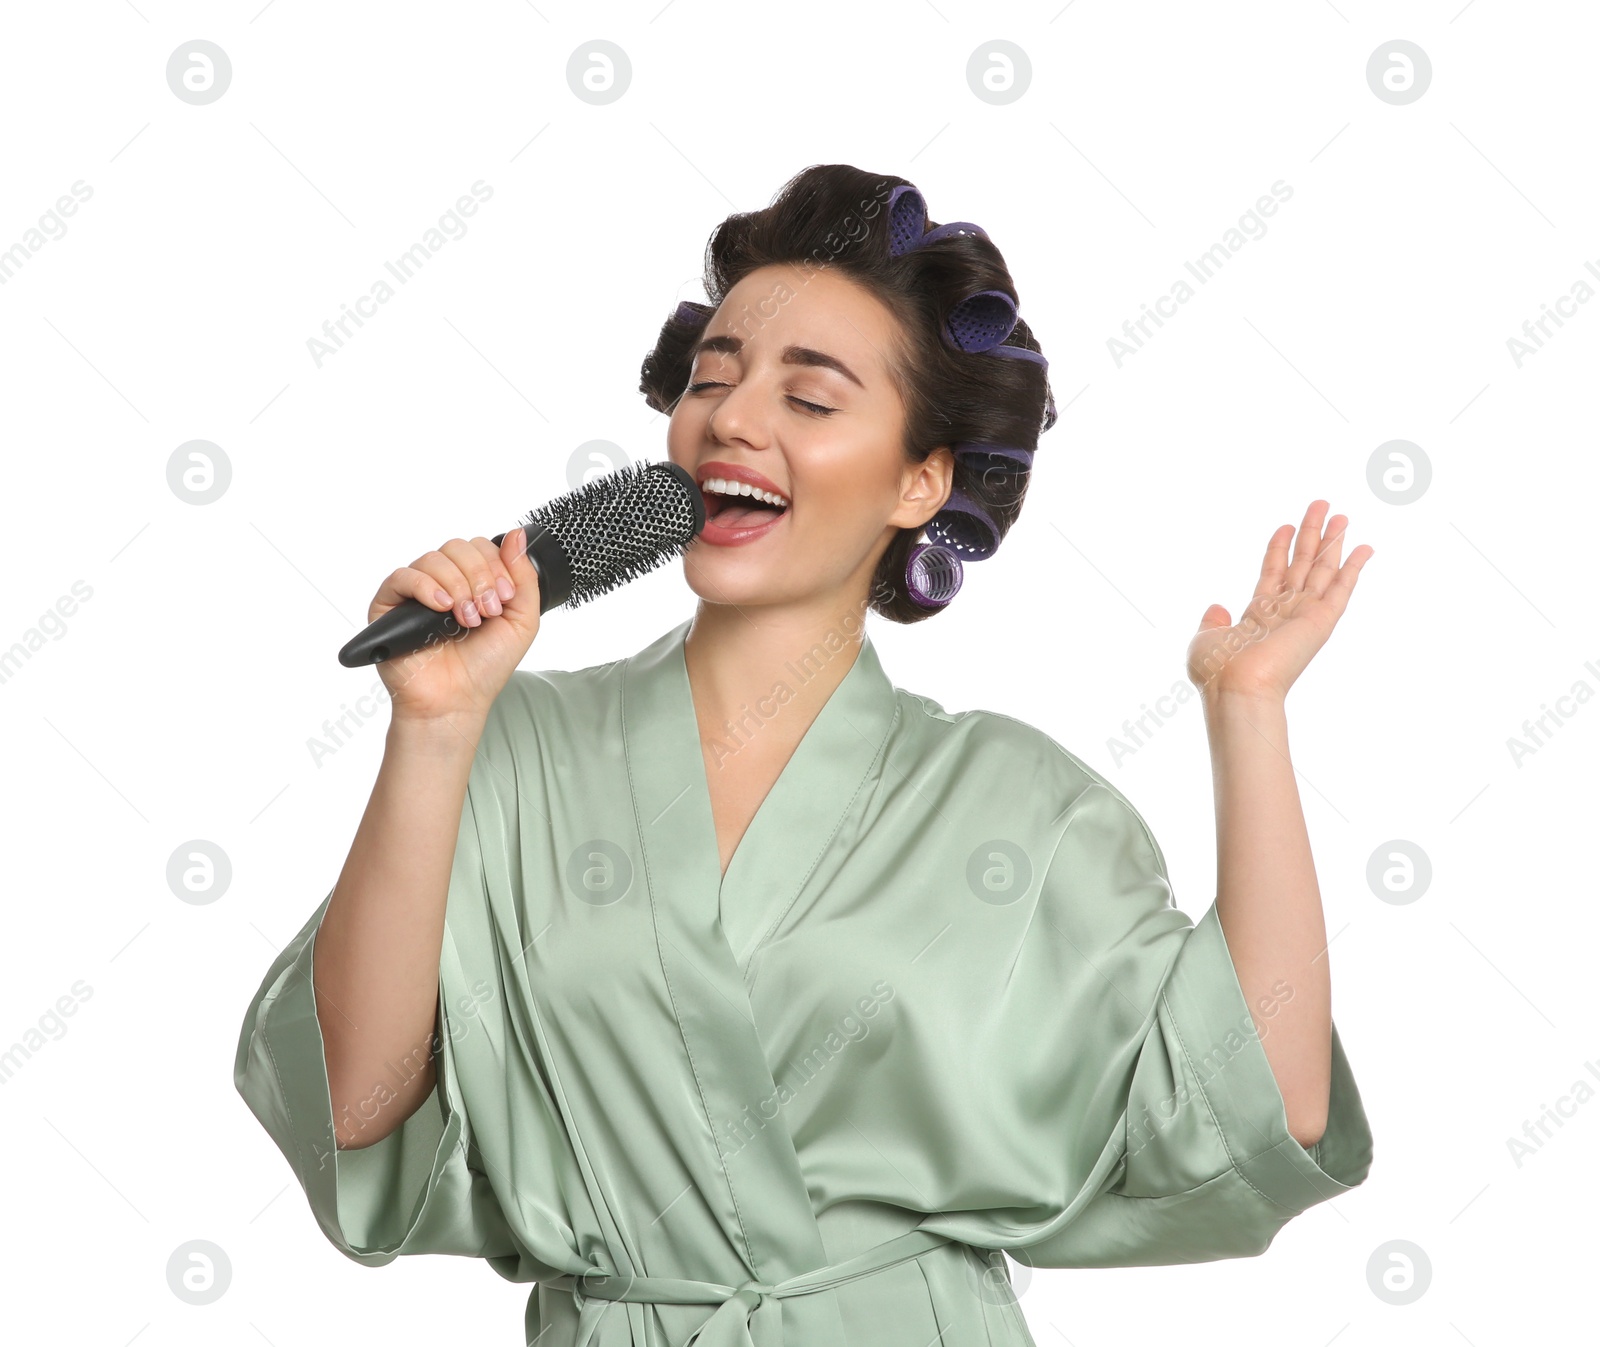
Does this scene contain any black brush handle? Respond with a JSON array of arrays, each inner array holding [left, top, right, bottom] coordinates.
[[336, 523, 573, 668]]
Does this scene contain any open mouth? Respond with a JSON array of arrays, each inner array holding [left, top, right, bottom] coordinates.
[[701, 481, 790, 530]]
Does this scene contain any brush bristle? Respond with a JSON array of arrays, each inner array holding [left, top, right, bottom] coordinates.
[[516, 460, 701, 608]]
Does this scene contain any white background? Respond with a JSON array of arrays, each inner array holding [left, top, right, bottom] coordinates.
[[0, 2, 1592, 1343]]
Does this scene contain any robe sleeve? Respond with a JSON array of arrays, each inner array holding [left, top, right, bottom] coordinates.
[[232, 778, 523, 1268], [998, 774, 1374, 1270]]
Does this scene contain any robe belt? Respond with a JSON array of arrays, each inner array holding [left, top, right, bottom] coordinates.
[[543, 1226, 960, 1347]]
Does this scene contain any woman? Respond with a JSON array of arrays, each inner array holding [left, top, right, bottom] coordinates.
[[235, 164, 1376, 1347]]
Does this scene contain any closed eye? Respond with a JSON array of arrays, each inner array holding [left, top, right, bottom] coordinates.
[[685, 380, 837, 417]]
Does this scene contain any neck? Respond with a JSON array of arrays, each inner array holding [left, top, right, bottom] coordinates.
[[682, 596, 871, 739]]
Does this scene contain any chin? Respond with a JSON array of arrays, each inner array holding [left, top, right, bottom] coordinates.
[[682, 571, 780, 609], [679, 548, 795, 605]]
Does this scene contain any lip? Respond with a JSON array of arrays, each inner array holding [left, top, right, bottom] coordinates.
[[695, 458, 791, 547]]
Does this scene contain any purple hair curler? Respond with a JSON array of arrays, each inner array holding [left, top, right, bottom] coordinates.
[[887, 185, 929, 257], [921, 220, 990, 246], [924, 485, 1000, 561], [988, 343, 1047, 369], [945, 289, 1019, 353], [953, 443, 1035, 471], [906, 541, 964, 609], [888, 185, 991, 256], [986, 344, 1055, 430]]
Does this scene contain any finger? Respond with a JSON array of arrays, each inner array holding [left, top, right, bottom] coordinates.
[[1287, 500, 1330, 591], [1318, 543, 1373, 620], [464, 531, 542, 618], [437, 537, 505, 622], [465, 533, 520, 610], [1305, 513, 1348, 599], [372, 564, 464, 625], [1254, 522, 1296, 604], [496, 527, 542, 608], [409, 542, 484, 628]]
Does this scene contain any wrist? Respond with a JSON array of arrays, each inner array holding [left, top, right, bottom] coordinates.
[[386, 708, 488, 757], [1201, 683, 1286, 722]]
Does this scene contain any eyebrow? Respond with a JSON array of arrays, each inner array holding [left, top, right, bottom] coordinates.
[[690, 334, 866, 390]]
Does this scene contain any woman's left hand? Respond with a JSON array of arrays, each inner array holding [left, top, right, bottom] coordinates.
[[1186, 499, 1374, 704]]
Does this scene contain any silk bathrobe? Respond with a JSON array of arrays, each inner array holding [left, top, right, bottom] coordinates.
[[234, 616, 1374, 1347]]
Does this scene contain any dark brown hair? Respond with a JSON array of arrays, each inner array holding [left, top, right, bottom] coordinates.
[[639, 163, 1056, 623]]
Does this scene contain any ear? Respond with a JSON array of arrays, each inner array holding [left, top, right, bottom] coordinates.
[[890, 445, 955, 530]]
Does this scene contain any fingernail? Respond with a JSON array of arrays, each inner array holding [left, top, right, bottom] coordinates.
[[481, 589, 502, 616], [463, 599, 479, 625], [496, 576, 514, 602], [434, 588, 452, 607]]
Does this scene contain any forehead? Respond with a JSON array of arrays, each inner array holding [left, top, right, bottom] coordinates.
[[704, 264, 900, 369]]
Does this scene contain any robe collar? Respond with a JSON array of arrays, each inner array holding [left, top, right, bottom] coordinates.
[[621, 614, 900, 971]]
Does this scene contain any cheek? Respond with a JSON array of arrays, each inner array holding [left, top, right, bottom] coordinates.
[[665, 400, 701, 453], [794, 456, 900, 534]]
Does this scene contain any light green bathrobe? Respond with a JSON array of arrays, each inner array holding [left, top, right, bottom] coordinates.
[[234, 616, 1374, 1347]]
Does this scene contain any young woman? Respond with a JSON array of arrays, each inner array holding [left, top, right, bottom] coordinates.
[[236, 164, 1375, 1347]]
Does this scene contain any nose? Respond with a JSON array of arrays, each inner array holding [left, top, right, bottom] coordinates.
[[704, 377, 773, 450]]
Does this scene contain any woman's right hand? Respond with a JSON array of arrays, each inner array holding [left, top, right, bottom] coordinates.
[[370, 528, 542, 724]]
